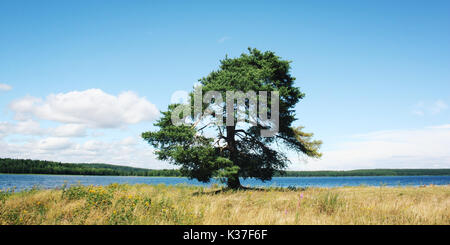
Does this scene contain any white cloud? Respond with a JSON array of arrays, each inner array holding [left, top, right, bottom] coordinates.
[[170, 90, 189, 104], [0, 89, 166, 168], [0, 120, 45, 138], [412, 100, 448, 116], [120, 136, 138, 146], [37, 137, 74, 150], [428, 124, 450, 129], [293, 124, 450, 170], [0, 120, 86, 138], [8, 96, 42, 120], [0, 136, 170, 169], [0, 83, 12, 91], [9, 89, 159, 128], [52, 124, 86, 137], [0, 123, 9, 138], [13, 120, 44, 135]]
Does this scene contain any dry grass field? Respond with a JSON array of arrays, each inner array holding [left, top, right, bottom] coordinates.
[[0, 183, 449, 225]]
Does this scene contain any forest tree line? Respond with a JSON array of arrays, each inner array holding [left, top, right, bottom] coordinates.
[[274, 169, 450, 177], [1, 158, 449, 177], [0, 158, 182, 176]]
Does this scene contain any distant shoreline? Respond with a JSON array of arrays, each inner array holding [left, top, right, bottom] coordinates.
[[2, 158, 450, 178], [0, 173, 185, 178], [1, 172, 450, 178]]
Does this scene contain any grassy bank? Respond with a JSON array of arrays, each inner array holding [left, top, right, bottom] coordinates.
[[0, 184, 449, 225]]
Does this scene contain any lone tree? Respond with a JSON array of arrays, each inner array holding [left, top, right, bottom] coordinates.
[[142, 48, 321, 189]]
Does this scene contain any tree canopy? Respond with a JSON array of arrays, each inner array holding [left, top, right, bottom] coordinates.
[[142, 48, 322, 188]]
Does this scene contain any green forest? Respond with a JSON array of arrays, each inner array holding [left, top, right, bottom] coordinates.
[[0, 158, 182, 177], [1, 158, 449, 177], [275, 169, 450, 177]]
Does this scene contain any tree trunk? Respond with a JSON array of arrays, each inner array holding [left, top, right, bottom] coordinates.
[[226, 125, 241, 189], [227, 174, 241, 189]]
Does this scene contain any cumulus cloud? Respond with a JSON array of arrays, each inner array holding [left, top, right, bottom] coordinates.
[[0, 83, 12, 91], [0, 123, 9, 138], [0, 89, 166, 168], [0, 120, 45, 138], [293, 124, 450, 170], [9, 89, 159, 128], [52, 124, 87, 137], [0, 136, 170, 169], [37, 137, 74, 150], [0, 120, 86, 138]]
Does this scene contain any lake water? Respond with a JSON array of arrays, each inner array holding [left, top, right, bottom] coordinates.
[[1, 174, 449, 191]]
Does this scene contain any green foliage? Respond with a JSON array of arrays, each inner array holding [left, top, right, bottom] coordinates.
[[142, 108, 234, 182], [0, 158, 182, 177], [142, 48, 322, 188]]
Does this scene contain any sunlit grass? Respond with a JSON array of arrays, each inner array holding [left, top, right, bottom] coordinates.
[[0, 184, 448, 225]]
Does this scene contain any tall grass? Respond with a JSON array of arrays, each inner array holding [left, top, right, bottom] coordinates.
[[316, 191, 341, 215], [0, 184, 448, 225]]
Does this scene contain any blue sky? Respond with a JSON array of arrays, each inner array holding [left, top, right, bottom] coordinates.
[[1, 0, 449, 170]]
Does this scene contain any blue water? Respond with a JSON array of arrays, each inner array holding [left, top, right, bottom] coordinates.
[[0, 174, 449, 191]]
